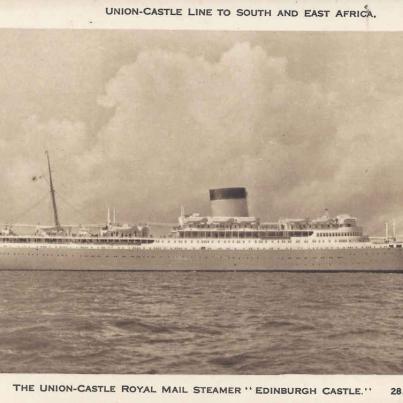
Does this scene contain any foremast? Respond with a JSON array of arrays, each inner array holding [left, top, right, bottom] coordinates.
[[45, 151, 61, 231]]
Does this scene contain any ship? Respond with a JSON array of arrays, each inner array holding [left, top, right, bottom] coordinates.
[[0, 153, 402, 272]]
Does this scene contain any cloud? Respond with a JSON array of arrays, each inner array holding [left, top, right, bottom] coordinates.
[[1, 33, 403, 234], [0, 115, 93, 223], [93, 42, 339, 222]]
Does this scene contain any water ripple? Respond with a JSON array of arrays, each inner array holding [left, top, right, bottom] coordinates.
[[0, 271, 403, 373]]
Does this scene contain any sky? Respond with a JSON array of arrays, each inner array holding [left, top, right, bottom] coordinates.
[[0, 30, 402, 234]]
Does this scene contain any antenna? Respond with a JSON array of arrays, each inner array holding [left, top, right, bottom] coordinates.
[[113, 208, 116, 224], [393, 220, 396, 240], [45, 151, 61, 230], [107, 208, 111, 227], [385, 222, 389, 241]]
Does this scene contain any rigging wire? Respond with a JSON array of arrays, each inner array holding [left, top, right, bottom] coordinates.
[[147, 222, 177, 227], [29, 160, 177, 227], [7, 194, 49, 224], [54, 190, 99, 225], [40, 175, 96, 223]]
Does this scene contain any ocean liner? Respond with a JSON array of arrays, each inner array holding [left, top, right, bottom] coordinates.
[[0, 153, 402, 272]]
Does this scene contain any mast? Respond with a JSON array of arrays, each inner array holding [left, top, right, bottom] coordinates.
[[45, 151, 61, 230]]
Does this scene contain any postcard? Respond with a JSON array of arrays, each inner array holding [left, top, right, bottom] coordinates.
[[0, 0, 402, 402]]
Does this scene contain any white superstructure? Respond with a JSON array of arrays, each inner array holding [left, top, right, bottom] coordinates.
[[0, 186, 401, 271]]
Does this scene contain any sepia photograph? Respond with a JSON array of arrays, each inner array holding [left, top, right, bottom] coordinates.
[[0, 28, 403, 375]]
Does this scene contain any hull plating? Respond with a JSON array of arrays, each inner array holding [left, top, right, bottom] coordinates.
[[0, 245, 402, 271]]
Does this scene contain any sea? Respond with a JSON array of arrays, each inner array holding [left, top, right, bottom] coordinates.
[[0, 271, 403, 374]]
